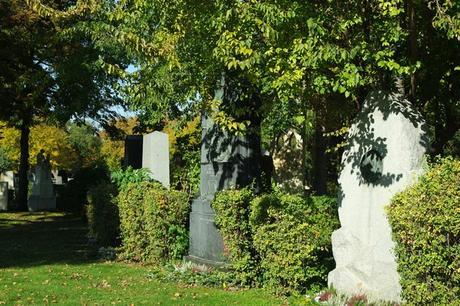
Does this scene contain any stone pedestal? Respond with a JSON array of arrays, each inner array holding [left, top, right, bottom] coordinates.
[[0, 182, 8, 211], [328, 90, 429, 303]]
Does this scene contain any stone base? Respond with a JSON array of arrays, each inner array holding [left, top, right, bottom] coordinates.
[[28, 195, 56, 212], [187, 197, 226, 265], [328, 228, 401, 303]]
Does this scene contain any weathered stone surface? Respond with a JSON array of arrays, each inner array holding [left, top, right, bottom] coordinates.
[[272, 129, 306, 193], [328, 90, 429, 303], [142, 131, 170, 188], [28, 151, 56, 211], [0, 182, 8, 211]]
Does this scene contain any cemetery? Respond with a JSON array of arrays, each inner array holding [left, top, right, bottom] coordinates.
[[0, 1, 459, 305]]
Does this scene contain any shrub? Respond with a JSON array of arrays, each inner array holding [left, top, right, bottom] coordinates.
[[252, 194, 339, 294], [387, 157, 460, 305], [212, 188, 339, 294], [212, 187, 259, 285], [117, 181, 189, 262], [110, 166, 153, 189], [86, 181, 119, 247]]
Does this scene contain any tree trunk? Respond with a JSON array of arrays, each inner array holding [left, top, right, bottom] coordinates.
[[313, 117, 328, 195], [17, 120, 30, 211], [408, 0, 417, 102]]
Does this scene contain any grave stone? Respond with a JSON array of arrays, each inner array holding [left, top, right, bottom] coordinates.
[[28, 150, 56, 211], [0, 171, 15, 190], [186, 82, 262, 266], [0, 182, 8, 211], [328, 90, 429, 303], [124, 135, 143, 169], [142, 131, 170, 188]]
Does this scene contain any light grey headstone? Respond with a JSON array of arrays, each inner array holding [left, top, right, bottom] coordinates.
[[328, 90, 429, 303], [0, 171, 15, 190], [0, 182, 8, 211], [142, 131, 170, 188], [28, 151, 56, 211]]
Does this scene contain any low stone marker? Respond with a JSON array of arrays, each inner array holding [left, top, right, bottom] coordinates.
[[28, 150, 56, 211], [0, 182, 8, 211], [142, 131, 170, 188], [328, 90, 429, 303]]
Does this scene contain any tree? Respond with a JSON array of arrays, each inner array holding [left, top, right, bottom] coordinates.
[[35, 0, 460, 193], [0, 0, 126, 209]]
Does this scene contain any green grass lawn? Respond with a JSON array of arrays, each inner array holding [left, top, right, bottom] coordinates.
[[0, 212, 310, 305]]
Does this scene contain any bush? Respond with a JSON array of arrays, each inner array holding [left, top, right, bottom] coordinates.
[[110, 166, 153, 189], [387, 157, 460, 305], [117, 181, 189, 262], [86, 181, 119, 247], [212, 188, 339, 294], [212, 187, 259, 285], [252, 194, 339, 294]]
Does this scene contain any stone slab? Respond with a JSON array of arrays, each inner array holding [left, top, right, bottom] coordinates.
[[124, 135, 143, 169], [328, 90, 429, 303], [142, 131, 170, 188]]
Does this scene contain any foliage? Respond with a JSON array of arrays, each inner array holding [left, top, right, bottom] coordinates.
[[67, 123, 102, 169], [117, 181, 189, 262], [213, 188, 339, 294], [110, 166, 152, 190], [0, 147, 13, 173], [0, 121, 78, 170], [387, 157, 460, 305], [212, 187, 259, 286], [252, 194, 339, 294], [163, 116, 201, 197], [86, 181, 119, 247], [100, 117, 140, 172]]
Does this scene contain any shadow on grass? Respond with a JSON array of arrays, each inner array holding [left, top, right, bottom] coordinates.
[[0, 212, 95, 268]]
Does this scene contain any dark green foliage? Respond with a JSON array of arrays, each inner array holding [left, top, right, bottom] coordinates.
[[57, 165, 109, 213], [86, 181, 119, 247], [212, 188, 339, 294], [117, 181, 189, 262], [387, 157, 460, 305]]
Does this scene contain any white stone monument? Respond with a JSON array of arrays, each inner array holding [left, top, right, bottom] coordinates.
[[0, 171, 15, 190], [142, 131, 170, 188], [328, 90, 429, 303], [28, 150, 56, 211], [0, 181, 8, 211]]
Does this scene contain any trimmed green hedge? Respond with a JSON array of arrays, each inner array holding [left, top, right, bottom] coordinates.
[[86, 181, 119, 247], [387, 157, 460, 305], [212, 188, 339, 294], [117, 181, 189, 262]]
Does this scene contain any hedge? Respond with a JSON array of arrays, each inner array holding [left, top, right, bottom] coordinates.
[[387, 157, 460, 305], [212, 188, 339, 294], [117, 181, 189, 262]]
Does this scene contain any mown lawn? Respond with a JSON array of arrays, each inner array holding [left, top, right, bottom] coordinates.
[[0, 212, 309, 305]]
